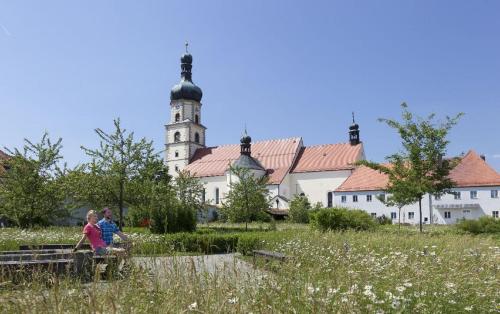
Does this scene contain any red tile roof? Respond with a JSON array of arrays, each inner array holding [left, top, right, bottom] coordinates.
[[335, 150, 500, 192], [448, 150, 500, 187], [184, 137, 302, 184], [290, 143, 364, 173], [335, 165, 389, 192]]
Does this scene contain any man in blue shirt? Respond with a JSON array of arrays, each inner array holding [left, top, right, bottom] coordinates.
[[98, 207, 128, 246]]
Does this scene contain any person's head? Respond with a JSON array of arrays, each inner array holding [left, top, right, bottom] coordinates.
[[86, 210, 98, 224], [102, 207, 112, 220]]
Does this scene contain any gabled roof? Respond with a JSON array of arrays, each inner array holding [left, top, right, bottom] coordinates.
[[232, 154, 266, 171], [184, 137, 302, 184], [448, 150, 500, 187], [335, 165, 388, 192], [335, 150, 500, 192], [291, 143, 364, 173]]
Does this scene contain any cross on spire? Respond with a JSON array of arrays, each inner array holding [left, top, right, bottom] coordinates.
[[352, 112, 356, 124], [185, 41, 189, 53]]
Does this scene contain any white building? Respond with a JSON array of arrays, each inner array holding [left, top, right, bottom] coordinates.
[[334, 151, 500, 224], [165, 49, 500, 223]]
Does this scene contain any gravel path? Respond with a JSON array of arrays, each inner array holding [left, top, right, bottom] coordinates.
[[132, 253, 263, 281]]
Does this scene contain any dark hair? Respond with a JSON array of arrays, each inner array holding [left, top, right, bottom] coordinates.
[[101, 207, 111, 215]]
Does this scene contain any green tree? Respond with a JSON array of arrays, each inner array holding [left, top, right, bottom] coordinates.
[[0, 133, 69, 227], [221, 166, 270, 230], [171, 170, 204, 233], [288, 194, 311, 223], [359, 103, 462, 232], [80, 118, 158, 230]]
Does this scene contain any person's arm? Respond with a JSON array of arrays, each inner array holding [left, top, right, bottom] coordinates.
[[116, 230, 128, 242], [74, 234, 86, 251]]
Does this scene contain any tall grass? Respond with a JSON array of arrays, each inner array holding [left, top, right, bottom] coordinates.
[[1, 227, 498, 312]]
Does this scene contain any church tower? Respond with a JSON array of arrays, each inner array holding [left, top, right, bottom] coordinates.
[[165, 44, 206, 176], [349, 112, 361, 145]]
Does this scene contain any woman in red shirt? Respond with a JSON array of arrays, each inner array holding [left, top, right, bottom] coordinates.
[[74, 210, 108, 255]]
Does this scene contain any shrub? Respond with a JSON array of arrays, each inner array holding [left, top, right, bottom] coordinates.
[[456, 216, 500, 234], [288, 195, 311, 223], [377, 215, 392, 225], [310, 207, 377, 232]]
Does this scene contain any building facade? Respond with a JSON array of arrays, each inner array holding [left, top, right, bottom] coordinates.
[[164, 49, 500, 224]]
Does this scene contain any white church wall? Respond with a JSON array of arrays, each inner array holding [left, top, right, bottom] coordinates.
[[201, 176, 228, 206], [290, 170, 352, 206]]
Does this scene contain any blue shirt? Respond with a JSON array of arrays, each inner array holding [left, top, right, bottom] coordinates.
[[97, 218, 119, 245]]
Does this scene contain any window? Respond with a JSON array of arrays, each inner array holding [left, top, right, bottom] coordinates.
[[454, 191, 461, 200], [434, 194, 441, 201], [195, 114, 199, 124], [492, 211, 499, 218], [327, 192, 333, 207], [391, 212, 397, 219], [174, 165, 179, 171], [201, 189, 205, 203], [371, 213, 377, 218], [215, 188, 220, 205], [379, 193, 386, 202], [174, 132, 180, 142], [174, 151, 179, 158], [470, 191, 478, 199], [444, 211, 451, 219], [353, 195, 358, 202], [491, 190, 498, 199], [175, 113, 180, 122], [195, 132, 200, 144], [366, 195, 372, 202], [408, 212, 415, 219], [341, 195, 347, 203], [463, 210, 470, 214]]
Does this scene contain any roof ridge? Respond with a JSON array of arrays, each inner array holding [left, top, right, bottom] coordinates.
[[303, 142, 359, 149]]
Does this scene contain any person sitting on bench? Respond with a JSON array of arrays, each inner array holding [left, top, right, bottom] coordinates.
[[74, 210, 108, 255], [98, 208, 129, 248]]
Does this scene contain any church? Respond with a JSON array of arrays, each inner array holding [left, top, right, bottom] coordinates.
[[165, 48, 365, 214], [165, 48, 500, 223]]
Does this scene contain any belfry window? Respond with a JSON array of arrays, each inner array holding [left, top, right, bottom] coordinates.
[[174, 151, 179, 158], [195, 114, 199, 124], [174, 132, 180, 142], [195, 132, 200, 144], [175, 113, 180, 122]]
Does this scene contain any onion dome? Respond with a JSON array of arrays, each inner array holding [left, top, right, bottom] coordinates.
[[349, 112, 361, 145], [170, 43, 203, 102], [234, 130, 266, 171]]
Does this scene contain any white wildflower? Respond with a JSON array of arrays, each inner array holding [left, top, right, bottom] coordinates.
[[464, 306, 473, 311], [396, 286, 406, 293], [228, 297, 238, 304], [445, 282, 455, 289], [188, 302, 197, 310]]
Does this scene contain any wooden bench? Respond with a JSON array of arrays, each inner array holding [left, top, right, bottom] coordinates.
[[252, 250, 288, 266], [19, 244, 91, 250]]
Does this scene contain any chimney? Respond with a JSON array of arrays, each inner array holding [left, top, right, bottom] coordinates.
[[480, 154, 486, 161]]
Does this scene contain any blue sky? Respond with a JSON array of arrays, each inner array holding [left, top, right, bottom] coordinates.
[[1, 1, 499, 170]]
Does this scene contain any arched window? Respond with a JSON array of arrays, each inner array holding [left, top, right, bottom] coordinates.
[[174, 165, 179, 172], [175, 113, 180, 122], [194, 132, 200, 143], [174, 151, 179, 158], [215, 188, 220, 204], [174, 132, 180, 142], [327, 192, 333, 208], [195, 114, 199, 124]]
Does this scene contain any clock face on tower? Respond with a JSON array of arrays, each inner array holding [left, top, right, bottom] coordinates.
[[175, 104, 180, 110]]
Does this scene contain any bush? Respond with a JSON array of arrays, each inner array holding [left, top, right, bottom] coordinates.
[[310, 207, 377, 232], [377, 215, 392, 225], [288, 195, 311, 223], [456, 216, 500, 234]]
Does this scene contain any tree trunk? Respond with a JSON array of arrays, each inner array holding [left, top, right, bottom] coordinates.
[[119, 178, 124, 231], [398, 207, 402, 231], [418, 197, 423, 233]]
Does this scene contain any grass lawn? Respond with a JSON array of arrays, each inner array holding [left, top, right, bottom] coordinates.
[[0, 223, 498, 312]]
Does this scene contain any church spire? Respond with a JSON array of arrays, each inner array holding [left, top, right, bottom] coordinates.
[[170, 43, 203, 102], [349, 112, 360, 145], [240, 128, 252, 156]]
